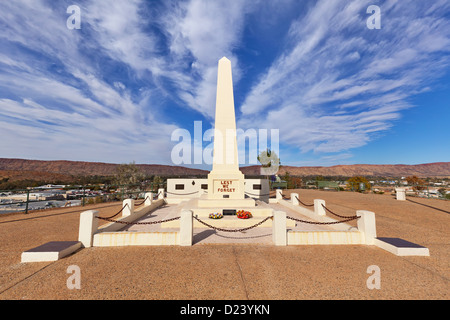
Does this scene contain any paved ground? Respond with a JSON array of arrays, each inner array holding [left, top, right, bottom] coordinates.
[[0, 189, 448, 300]]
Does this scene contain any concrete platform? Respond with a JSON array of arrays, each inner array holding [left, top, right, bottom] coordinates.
[[192, 206, 273, 217], [21, 241, 82, 263], [93, 232, 179, 247], [374, 237, 430, 256], [161, 214, 296, 228], [197, 198, 256, 208]]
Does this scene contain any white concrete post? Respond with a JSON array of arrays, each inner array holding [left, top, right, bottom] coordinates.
[[291, 193, 299, 206], [180, 210, 193, 246], [144, 192, 153, 206], [395, 188, 406, 201], [78, 210, 99, 248], [272, 211, 287, 246], [122, 199, 134, 217], [356, 210, 377, 245], [276, 189, 283, 201], [314, 199, 326, 216], [158, 188, 165, 200]]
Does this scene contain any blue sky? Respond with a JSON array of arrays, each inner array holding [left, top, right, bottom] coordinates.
[[0, 0, 449, 170]]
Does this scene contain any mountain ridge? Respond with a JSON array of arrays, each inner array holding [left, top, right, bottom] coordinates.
[[0, 158, 449, 182]]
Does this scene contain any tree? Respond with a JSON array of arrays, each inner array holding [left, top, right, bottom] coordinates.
[[152, 175, 163, 190], [346, 176, 371, 192], [406, 175, 426, 191], [113, 161, 144, 186], [291, 176, 303, 189]]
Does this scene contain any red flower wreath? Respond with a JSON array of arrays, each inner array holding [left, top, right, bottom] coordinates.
[[236, 210, 252, 219]]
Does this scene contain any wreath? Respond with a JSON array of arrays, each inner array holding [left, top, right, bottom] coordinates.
[[209, 212, 223, 219], [236, 210, 252, 219]]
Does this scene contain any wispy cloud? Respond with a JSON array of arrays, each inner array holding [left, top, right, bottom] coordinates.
[[159, 0, 254, 119], [0, 0, 449, 167], [0, 0, 178, 163], [239, 0, 450, 163]]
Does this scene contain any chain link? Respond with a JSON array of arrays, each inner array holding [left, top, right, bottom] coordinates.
[[134, 196, 151, 206], [96, 215, 180, 225], [102, 203, 129, 220], [286, 215, 359, 225], [295, 196, 314, 207], [321, 203, 360, 219], [166, 190, 200, 196]]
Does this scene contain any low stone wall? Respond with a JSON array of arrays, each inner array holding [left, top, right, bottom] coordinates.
[[98, 198, 165, 233], [287, 231, 364, 245], [78, 194, 173, 247], [93, 231, 179, 246]]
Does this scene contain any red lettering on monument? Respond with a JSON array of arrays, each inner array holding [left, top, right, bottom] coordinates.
[[216, 180, 236, 193]]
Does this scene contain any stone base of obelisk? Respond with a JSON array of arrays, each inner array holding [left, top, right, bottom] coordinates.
[[197, 196, 255, 208], [197, 171, 256, 208]]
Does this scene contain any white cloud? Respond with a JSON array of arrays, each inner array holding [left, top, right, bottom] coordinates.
[[0, 0, 180, 164], [239, 0, 450, 161], [0, 0, 449, 167], [160, 0, 253, 119]]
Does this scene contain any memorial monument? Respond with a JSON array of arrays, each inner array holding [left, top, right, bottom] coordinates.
[[198, 57, 255, 208]]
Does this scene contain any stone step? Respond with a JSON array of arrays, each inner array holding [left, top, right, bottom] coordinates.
[[374, 237, 429, 256], [21, 241, 82, 263]]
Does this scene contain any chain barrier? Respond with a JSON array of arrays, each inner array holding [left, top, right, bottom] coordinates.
[[102, 203, 129, 220], [193, 215, 273, 232], [286, 214, 359, 225], [96, 215, 180, 225], [166, 190, 200, 196], [321, 203, 360, 219], [123, 191, 162, 207], [295, 196, 314, 207], [134, 196, 151, 206]]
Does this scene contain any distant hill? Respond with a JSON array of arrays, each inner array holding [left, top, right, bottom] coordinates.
[[240, 162, 450, 178], [0, 158, 208, 182], [0, 158, 448, 183]]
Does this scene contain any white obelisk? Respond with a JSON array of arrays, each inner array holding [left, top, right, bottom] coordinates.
[[206, 57, 247, 202]]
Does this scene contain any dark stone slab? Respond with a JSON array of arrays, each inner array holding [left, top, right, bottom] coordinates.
[[222, 209, 236, 215], [376, 237, 426, 248], [25, 241, 81, 253]]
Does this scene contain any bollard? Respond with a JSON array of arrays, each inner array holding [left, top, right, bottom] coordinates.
[[158, 188, 165, 200], [276, 189, 283, 201], [78, 210, 99, 247], [314, 199, 326, 216], [272, 211, 287, 246], [180, 210, 193, 246], [395, 188, 406, 201], [291, 193, 299, 206], [357, 210, 377, 245], [122, 199, 134, 217], [144, 192, 153, 206]]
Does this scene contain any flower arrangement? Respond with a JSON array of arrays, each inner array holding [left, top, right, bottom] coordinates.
[[209, 212, 223, 219], [236, 210, 252, 219]]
